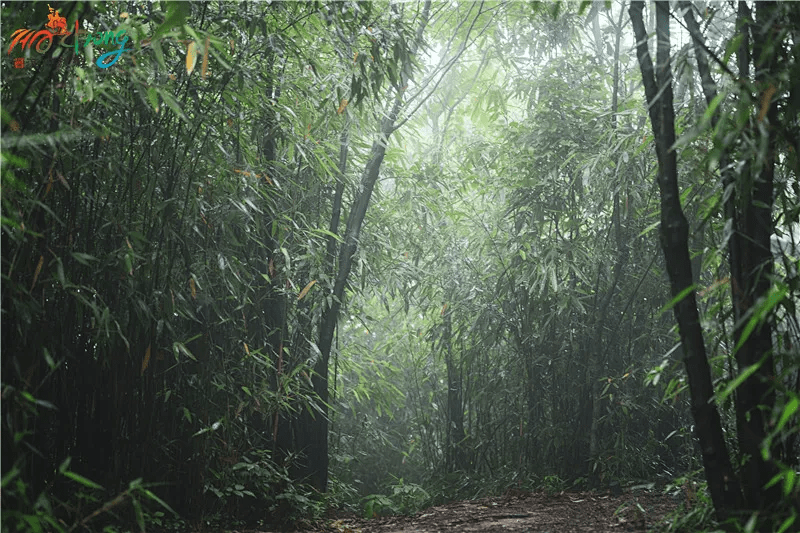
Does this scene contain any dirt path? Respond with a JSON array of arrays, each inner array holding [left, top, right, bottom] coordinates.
[[312, 489, 681, 533]]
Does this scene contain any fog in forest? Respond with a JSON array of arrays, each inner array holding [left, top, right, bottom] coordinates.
[[2, 1, 799, 532]]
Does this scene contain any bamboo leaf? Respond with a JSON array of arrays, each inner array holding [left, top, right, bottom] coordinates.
[[158, 89, 189, 123], [141, 344, 151, 375], [186, 41, 198, 75], [774, 396, 798, 434], [660, 285, 697, 314], [734, 284, 787, 354], [718, 358, 765, 403], [132, 496, 145, 532], [202, 36, 210, 78], [31, 255, 43, 290], [310, 227, 343, 242], [72, 252, 98, 266], [142, 489, 179, 516], [147, 87, 159, 112], [152, 38, 166, 70], [298, 279, 317, 300], [173, 342, 197, 362], [61, 468, 104, 490], [152, 1, 191, 41]]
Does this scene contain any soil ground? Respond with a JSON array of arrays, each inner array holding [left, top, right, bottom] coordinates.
[[271, 488, 682, 533]]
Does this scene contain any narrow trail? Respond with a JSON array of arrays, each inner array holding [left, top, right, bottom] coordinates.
[[290, 489, 681, 533]]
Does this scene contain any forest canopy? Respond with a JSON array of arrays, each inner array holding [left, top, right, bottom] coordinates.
[[1, 1, 798, 532]]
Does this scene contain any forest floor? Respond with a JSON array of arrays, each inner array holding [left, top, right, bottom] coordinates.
[[288, 488, 683, 533]]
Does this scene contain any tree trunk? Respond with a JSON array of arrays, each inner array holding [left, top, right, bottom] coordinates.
[[730, 1, 780, 510], [443, 307, 465, 472], [587, 4, 628, 486], [681, 0, 782, 511], [308, 0, 433, 493], [629, 0, 743, 519]]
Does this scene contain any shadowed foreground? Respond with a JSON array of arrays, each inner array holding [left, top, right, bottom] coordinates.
[[244, 489, 682, 533]]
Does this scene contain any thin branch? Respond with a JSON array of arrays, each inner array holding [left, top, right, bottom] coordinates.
[[671, 2, 739, 84], [394, 3, 496, 132]]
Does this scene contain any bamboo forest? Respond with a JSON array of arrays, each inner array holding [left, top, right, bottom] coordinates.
[[2, 1, 799, 532]]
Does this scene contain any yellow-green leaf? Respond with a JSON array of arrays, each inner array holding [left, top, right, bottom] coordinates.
[[298, 280, 317, 300], [186, 41, 198, 75], [62, 470, 104, 490], [147, 87, 159, 112], [141, 344, 151, 375]]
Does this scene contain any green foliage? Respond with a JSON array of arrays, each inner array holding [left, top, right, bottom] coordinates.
[[2, 0, 798, 530], [660, 480, 719, 533], [540, 475, 566, 495], [1, 457, 177, 533], [2, 0, 438, 524], [202, 449, 322, 523], [388, 479, 431, 514], [362, 493, 399, 518], [362, 479, 430, 518], [324, 476, 361, 514]]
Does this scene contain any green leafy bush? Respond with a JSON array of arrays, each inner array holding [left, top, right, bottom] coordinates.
[[1, 458, 176, 533]]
